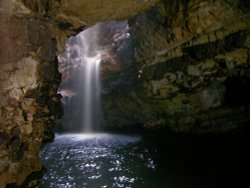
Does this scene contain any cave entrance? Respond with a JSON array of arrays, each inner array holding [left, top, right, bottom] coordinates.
[[56, 21, 133, 132]]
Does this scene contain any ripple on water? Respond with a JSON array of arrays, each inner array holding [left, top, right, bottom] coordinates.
[[39, 133, 156, 188]]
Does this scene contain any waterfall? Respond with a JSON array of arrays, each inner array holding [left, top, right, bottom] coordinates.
[[58, 21, 131, 133], [58, 24, 102, 132], [79, 26, 102, 132], [82, 55, 101, 132]]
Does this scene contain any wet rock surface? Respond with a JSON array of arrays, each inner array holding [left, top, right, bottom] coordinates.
[[21, 0, 159, 52], [0, 1, 59, 187], [102, 0, 250, 133]]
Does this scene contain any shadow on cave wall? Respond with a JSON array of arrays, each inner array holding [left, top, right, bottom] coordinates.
[[224, 75, 250, 113]]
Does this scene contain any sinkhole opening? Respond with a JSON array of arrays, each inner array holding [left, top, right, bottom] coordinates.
[[56, 21, 133, 133]]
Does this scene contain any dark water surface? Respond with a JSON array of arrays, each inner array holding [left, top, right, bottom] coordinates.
[[38, 130, 250, 188]]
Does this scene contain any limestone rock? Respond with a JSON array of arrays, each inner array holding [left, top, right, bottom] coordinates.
[[0, 1, 61, 187], [103, 0, 250, 133], [21, 0, 159, 51]]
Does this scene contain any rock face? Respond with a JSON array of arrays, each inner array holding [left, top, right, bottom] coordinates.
[[102, 0, 250, 133], [21, 0, 159, 51], [0, 1, 61, 187], [0, 0, 158, 187]]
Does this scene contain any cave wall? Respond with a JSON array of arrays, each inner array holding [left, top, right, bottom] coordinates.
[[0, 0, 158, 187], [21, 0, 159, 51], [0, 1, 61, 187], [103, 0, 250, 133]]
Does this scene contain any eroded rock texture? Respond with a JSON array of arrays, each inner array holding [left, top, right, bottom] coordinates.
[[0, 1, 61, 187], [21, 0, 159, 51], [103, 0, 250, 133]]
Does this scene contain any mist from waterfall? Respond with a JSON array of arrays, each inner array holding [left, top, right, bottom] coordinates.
[[58, 24, 102, 132], [58, 21, 131, 132]]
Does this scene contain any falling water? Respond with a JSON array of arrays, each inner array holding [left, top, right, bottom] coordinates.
[[58, 24, 102, 132], [82, 55, 101, 132]]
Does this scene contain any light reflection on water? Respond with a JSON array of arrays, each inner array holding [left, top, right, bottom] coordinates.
[[39, 134, 156, 188]]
